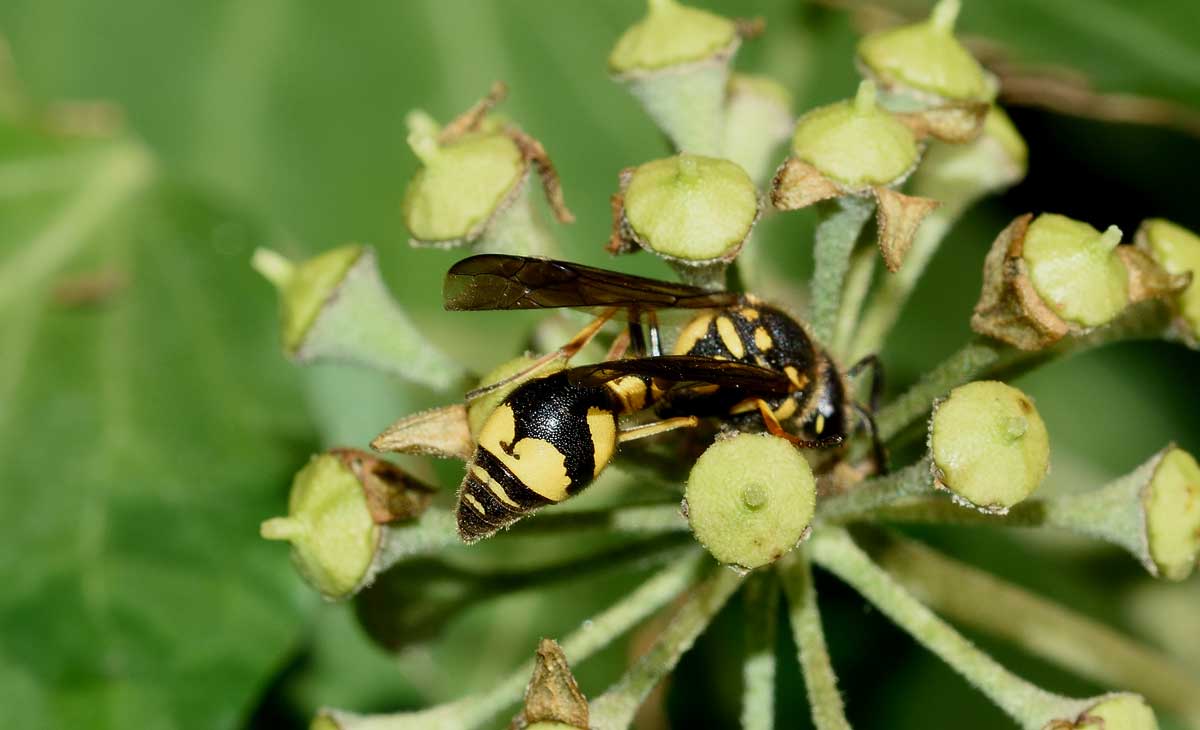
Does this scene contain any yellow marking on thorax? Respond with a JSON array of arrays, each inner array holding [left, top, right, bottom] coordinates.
[[606, 376, 648, 414], [477, 404, 572, 502], [587, 407, 617, 478], [773, 397, 798, 421], [716, 316, 746, 359], [738, 307, 760, 321], [815, 413, 826, 434], [471, 464, 519, 508], [784, 365, 810, 390], [673, 311, 716, 355], [753, 327, 772, 351]]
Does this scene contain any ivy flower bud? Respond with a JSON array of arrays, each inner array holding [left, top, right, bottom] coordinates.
[[1045, 693, 1157, 730], [252, 245, 467, 391], [772, 81, 938, 273], [1144, 447, 1200, 580], [260, 449, 435, 600], [511, 639, 589, 730], [609, 0, 740, 155], [723, 73, 794, 185], [402, 83, 572, 255], [684, 433, 816, 571], [1135, 218, 1200, 342], [929, 381, 1050, 514], [857, 0, 996, 142], [971, 214, 1156, 350]]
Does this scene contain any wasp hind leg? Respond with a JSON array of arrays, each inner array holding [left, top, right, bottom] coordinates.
[[754, 399, 844, 450], [618, 416, 700, 443]]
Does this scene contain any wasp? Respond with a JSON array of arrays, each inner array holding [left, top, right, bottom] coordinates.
[[444, 254, 884, 543]]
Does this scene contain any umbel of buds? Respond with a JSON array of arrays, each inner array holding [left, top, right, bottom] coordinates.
[[684, 433, 816, 571], [929, 380, 1050, 513], [402, 82, 573, 255], [609, 0, 740, 156], [856, 0, 996, 142], [610, 153, 758, 289], [259, 449, 434, 599]]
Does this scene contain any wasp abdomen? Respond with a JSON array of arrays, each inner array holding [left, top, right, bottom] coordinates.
[[457, 371, 620, 542]]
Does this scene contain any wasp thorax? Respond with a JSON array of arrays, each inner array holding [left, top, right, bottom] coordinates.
[[685, 433, 816, 570], [930, 381, 1050, 514]]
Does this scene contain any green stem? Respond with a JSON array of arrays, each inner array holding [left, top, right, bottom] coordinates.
[[849, 198, 967, 360], [320, 551, 708, 730], [780, 552, 852, 730], [810, 196, 875, 344], [872, 533, 1200, 724], [590, 565, 745, 730], [809, 527, 1093, 730], [832, 245, 877, 360], [872, 300, 1173, 450], [741, 572, 780, 730], [817, 456, 936, 524]]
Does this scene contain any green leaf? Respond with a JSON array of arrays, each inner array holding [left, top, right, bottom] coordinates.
[[0, 118, 316, 729]]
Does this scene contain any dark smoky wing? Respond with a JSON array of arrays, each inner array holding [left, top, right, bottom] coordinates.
[[444, 254, 740, 312], [568, 356, 793, 397]]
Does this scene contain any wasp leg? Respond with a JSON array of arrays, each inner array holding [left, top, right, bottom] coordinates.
[[847, 354, 888, 474], [604, 328, 631, 361], [618, 416, 700, 443], [647, 310, 662, 357], [628, 319, 647, 357], [852, 402, 889, 475], [466, 306, 619, 401], [847, 354, 884, 413], [753, 399, 844, 449]]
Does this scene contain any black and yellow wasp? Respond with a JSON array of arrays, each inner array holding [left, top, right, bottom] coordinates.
[[444, 254, 884, 543]]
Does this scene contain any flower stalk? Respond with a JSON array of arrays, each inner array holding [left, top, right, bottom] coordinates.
[[780, 552, 852, 730]]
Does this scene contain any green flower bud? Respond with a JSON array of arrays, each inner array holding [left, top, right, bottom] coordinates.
[[402, 127, 526, 244], [623, 153, 758, 262], [1022, 214, 1130, 328], [857, 0, 994, 104], [1054, 693, 1158, 730], [1144, 447, 1200, 580], [1137, 218, 1200, 338], [930, 381, 1050, 513], [608, 0, 737, 74], [260, 449, 434, 599], [684, 433, 816, 570], [252, 245, 468, 391], [309, 714, 340, 730], [790, 81, 919, 190], [252, 244, 364, 355]]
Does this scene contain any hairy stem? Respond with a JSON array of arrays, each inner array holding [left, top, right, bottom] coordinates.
[[872, 533, 1200, 724], [809, 527, 1094, 730], [873, 300, 1173, 450], [780, 552, 852, 730], [810, 196, 875, 344], [590, 565, 745, 730], [741, 572, 780, 730], [320, 550, 708, 730], [817, 456, 936, 524], [833, 245, 877, 360]]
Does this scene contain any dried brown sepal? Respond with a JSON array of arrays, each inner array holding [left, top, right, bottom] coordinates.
[[510, 638, 589, 730], [606, 167, 640, 255], [329, 448, 435, 524], [894, 102, 988, 143], [734, 16, 766, 40], [770, 157, 842, 211], [873, 186, 940, 272], [507, 126, 575, 224], [1117, 245, 1191, 304], [437, 80, 508, 144], [971, 213, 1071, 350], [371, 403, 474, 461]]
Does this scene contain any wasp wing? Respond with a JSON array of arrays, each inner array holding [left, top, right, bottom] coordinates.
[[444, 254, 740, 312], [567, 356, 793, 398]]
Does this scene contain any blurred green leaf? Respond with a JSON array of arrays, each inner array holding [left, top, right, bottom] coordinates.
[[0, 117, 316, 729]]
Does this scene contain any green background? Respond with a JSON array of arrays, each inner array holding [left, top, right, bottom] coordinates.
[[0, 1, 1197, 728]]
